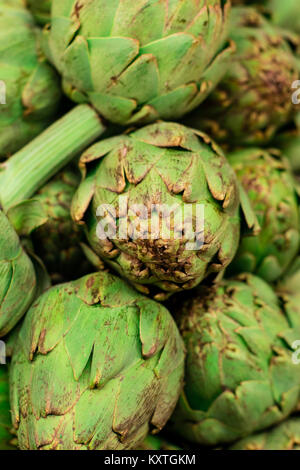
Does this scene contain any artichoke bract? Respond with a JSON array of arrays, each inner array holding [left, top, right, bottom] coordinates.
[[71, 122, 241, 301], [227, 148, 300, 282], [0, 366, 15, 450], [230, 418, 300, 450], [0, 210, 37, 338], [26, 0, 51, 25], [170, 274, 300, 446], [32, 169, 92, 284], [10, 271, 185, 450], [0, 0, 61, 159], [185, 7, 299, 146]]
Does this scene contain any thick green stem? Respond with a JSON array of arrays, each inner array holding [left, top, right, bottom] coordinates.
[[0, 104, 106, 211]]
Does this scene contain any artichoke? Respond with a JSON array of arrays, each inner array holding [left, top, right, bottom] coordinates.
[[45, 0, 233, 126], [185, 7, 299, 146], [0, 0, 234, 211], [71, 122, 241, 301], [266, 0, 300, 35], [32, 169, 92, 284], [10, 271, 185, 450], [25, 0, 51, 25], [0, 366, 15, 450], [170, 273, 300, 446], [138, 435, 181, 451], [0, 210, 37, 338], [0, 0, 61, 159], [230, 418, 300, 450], [227, 148, 300, 282]]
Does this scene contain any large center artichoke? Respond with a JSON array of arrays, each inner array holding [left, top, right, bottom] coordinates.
[[185, 6, 299, 146], [71, 122, 241, 301], [10, 271, 185, 450], [227, 148, 300, 282], [169, 273, 300, 446], [0, 0, 61, 159]]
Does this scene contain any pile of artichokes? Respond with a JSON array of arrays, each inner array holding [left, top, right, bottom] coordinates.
[[0, 0, 300, 451]]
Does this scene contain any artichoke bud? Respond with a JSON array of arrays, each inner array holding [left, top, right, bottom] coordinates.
[[169, 273, 300, 446], [0, 0, 61, 159], [44, 0, 234, 125], [10, 271, 185, 450], [25, 0, 51, 25], [0, 366, 16, 450], [227, 147, 300, 282], [71, 122, 242, 300], [185, 6, 300, 146]]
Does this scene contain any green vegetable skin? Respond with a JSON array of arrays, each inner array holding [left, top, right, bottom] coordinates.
[[228, 148, 300, 282], [0, 0, 61, 159], [0, 0, 234, 212], [71, 122, 241, 301], [230, 418, 300, 450], [0, 210, 37, 338], [32, 169, 92, 284], [25, 0, 51, 25], [185, 7, 299, 145], [0, 366, 15, 450], [267, 0, 300, 35], [170, 273, 300, 446], [10, 271, 185, 450]]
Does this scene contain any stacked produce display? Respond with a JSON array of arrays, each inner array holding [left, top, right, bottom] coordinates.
[[0, 0, 300, 451]]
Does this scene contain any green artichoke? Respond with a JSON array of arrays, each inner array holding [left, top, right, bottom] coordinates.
[[267, 0, 300, 35], [230, 418, 300, 450], [45, 0, 233, 126], [32, 169, 92, 284], [10, 271, 185, 450], [0, 210, 37, 338], [0, 366, 15, 450], [71, 122, 241, 301], [169, 273, 300, 446], [0, 0, 61, 159], [227, 148, 300, 282], [185, 7, 299, 146], [26, 0, 51, 25]]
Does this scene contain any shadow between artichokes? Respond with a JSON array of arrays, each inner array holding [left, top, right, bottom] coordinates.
[[0, 0, 61, 159], [169, 273, 300, 446], [10, 271, 185, 450], [0, 0, 234, 212]]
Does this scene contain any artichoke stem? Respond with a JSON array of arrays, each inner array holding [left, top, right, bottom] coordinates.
[[0, 105, 106, 211]]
